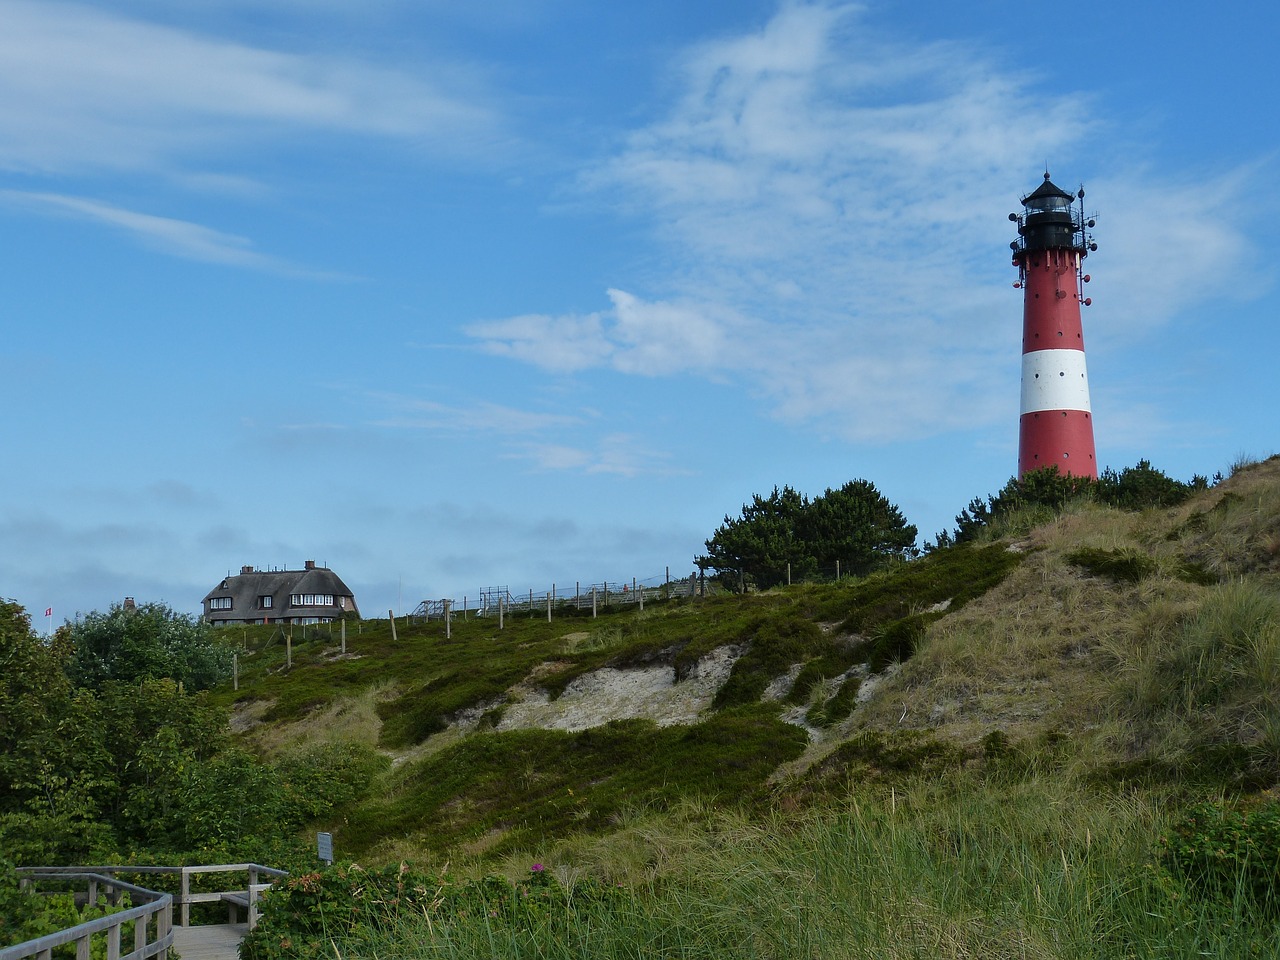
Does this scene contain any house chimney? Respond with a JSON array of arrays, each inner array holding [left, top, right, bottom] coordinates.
[[124, 597, 136, 612], [241, 565, 254, 575], [305, 560, 316, 570]]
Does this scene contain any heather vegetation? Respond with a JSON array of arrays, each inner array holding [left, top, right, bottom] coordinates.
[[5, 456, 1280, 957]]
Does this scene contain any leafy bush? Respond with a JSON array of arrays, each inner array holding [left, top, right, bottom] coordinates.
[[0, 860, 133, 957], [63, 601, 232, 692], [1162, 801, 1280, 908], [241, 862, 626, 960], [277, 741, 391, 826]]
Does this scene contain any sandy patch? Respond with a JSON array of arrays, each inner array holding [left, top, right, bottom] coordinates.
[[495, 645, 744, 732]]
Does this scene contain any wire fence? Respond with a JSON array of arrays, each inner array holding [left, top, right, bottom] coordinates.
[[409, 569, 704, 622], [406, 559, 866, 624]]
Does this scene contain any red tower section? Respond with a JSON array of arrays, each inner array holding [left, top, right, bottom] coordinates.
[[1010, 174, 1098, 478]]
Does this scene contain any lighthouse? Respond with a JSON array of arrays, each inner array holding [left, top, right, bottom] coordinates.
[[1010, 173, 1098, 478]]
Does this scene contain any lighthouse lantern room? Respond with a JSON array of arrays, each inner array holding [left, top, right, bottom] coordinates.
[[1010, 173, 1098, 479]]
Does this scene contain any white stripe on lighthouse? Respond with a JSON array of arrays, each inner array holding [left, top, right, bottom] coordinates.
[[1020, 349, 1091, 414]]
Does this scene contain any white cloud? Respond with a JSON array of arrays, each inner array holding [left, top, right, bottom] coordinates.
[[470, 1, 1259, 443], [466, 310, 615, 374], [468, 288, 747, 378], [1088, 165, 1259, 342], [369, 394, 585, 435], [0, 190, 314, 271], [507, 433, 688, 478], [364, 393, 685, 477], [0, 0, 499, 177]]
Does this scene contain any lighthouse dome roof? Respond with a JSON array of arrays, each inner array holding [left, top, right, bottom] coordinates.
[[1022, 173, 1075, 206]]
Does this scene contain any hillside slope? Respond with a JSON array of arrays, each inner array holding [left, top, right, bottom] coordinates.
[[221, 456, 1280, 864]]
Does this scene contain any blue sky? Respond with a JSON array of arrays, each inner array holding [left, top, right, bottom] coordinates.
[[2, 0, 1276, 623]]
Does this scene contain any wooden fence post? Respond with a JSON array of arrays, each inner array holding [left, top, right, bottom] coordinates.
[[341, 619, 346, 654], [444, 599, 451, 639], [592, 586, 597, 618], [389, 610, 397, 643], [233, 654, 239, 691]]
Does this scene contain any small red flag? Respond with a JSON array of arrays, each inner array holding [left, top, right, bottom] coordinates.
[[45, 607, 52, 617]]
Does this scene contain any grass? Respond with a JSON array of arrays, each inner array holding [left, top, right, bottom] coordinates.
[[205, 455, 1280, 942], [182, 455, 1280, 960], [330, 774, 1280, 959], [340, 703, 810, 862], [1103, 577, 1280, 786]]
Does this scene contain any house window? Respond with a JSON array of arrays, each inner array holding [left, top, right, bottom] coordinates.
[[209, 597, 233, 610], [258, 596, 273, 609], [290, 594, 334, 607]]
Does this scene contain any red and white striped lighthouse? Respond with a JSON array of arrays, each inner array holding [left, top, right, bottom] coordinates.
[[1011, 173, 1098, 478]]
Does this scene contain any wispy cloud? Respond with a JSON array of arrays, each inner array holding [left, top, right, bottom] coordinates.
[[466, 1, 1259, 443], [370, 394, 586, 435], [365, 394, 685, 477], [506, 432, 690, 478], [0, 0, 501, 177], [0, 190, 325, 272]]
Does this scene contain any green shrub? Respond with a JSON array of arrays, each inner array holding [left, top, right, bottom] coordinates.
[[712, 613, 826, 708], [862, 612, 940, 671], [1066, 547, 1155, 583], [1162, 800, 1280, 908], [822, 730, 969, 778], [277, 741, 391, 826], [807, 673, 862, 728], [0, 861, 133, 959], [241, 862, 627, 960], [1097, 460, 1204, 510]]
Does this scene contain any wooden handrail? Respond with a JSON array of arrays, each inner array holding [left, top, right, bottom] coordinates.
[[5, 864, 288, 959], [0, 873, 171, 960]]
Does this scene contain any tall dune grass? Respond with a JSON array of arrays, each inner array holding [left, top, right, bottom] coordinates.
[[337, 776, 1277, 959]]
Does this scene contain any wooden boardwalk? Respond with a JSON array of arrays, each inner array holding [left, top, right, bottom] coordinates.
[[9, 865, 284, 960], [172, 923, 249, 960]]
